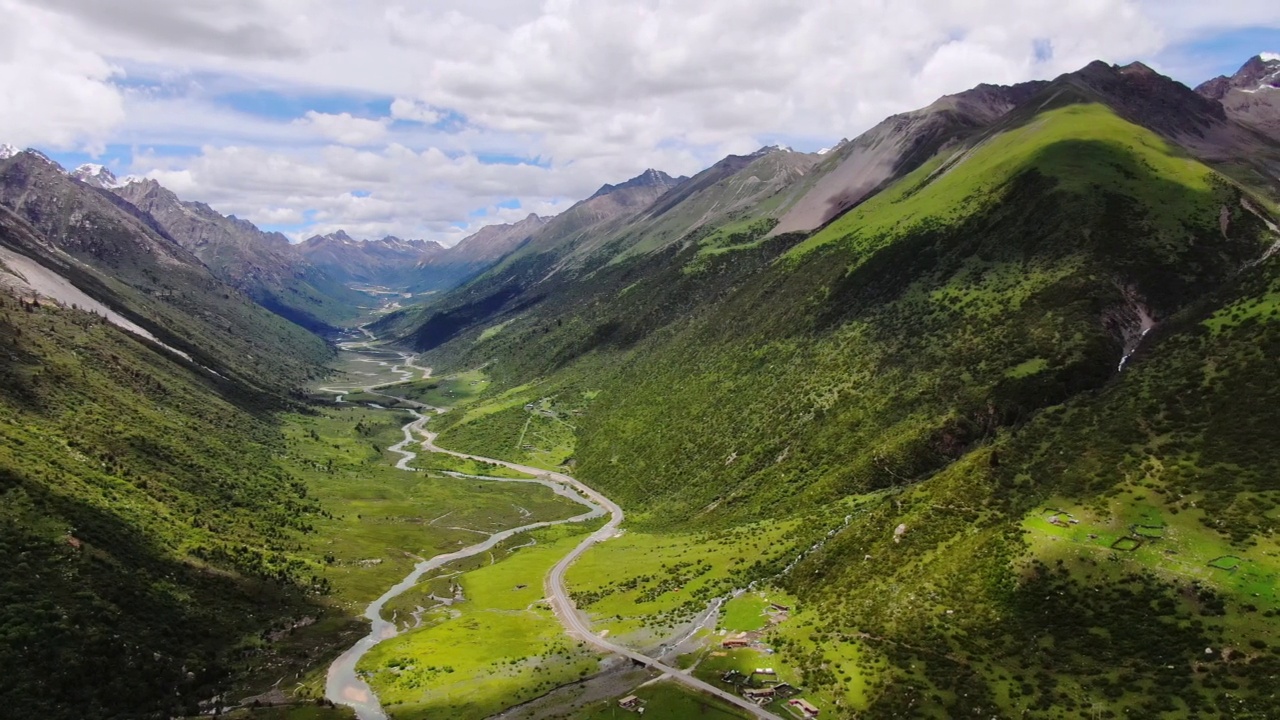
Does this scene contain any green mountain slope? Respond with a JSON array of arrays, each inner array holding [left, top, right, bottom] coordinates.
[[391, 66, 1280, 716], [0, 152, 332, 388], [0, 295, 326, 719], [0, 156, 347, 718]]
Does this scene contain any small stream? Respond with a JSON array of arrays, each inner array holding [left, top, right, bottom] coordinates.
[[318, 338, 604, 719]]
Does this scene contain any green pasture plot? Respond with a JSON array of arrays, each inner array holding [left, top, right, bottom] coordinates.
[[1005, 357, 1049, 378], [387, 369, 491, 408], [284, 405, 412, 472], [1110, 537, 1142, 551], [573, 679, 750, 720], [433, 390, 583, 471], [477, 321, 513, 343], [358, 524, 604, 720], [690, 647, 830, 718], [767, 602, 878, 713], [1204, 277, 1280, 334], [564, 521, 801, 645], [720, 592, 770, 632], [1209, 556, 1243, 571], [694, 646, 795, 685], [446, 383, 540, 426], [411, 451, 536, 479], [280, 406, 584, 608], [1131, 524, 1165, 539], [1021, 495, 1280, 610]]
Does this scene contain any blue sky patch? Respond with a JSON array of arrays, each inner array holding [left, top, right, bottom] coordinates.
[[218, 89, 391, 121], [1159, 26, 1280, 82]]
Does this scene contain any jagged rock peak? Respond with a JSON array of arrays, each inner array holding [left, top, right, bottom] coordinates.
[[71, 163, 136, 189], [751, 144, 795, 156], [1196, 53, 1280, 99], [590, 168, 681, 199], [9, 147, 62, 169]]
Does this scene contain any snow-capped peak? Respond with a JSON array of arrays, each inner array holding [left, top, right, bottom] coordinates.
[[753, 144, 794, 157], [72, 163, 130, 189], [816, 147, 832, 156], [1261, 52, 1280, 63], [0, 143, 18, 160]]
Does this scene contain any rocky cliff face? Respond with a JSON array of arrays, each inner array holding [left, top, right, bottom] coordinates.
[[1196, 54, 1280, 139], [772, 80, 1049, 236], [112, 179, 362, 330]]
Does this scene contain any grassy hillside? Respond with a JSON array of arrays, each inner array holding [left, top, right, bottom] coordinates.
[[398, 98, 1280, 716], [0, 294, 594, 718], [0, 298, 326, 719]]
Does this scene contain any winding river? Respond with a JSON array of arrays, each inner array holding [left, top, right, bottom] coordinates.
[[316, 333, 782, 720]]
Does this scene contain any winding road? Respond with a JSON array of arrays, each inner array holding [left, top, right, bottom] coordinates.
[[318, 331, 783, 720]]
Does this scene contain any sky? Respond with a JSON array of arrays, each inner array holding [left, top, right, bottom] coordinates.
[[2, 0, 1279, 245]]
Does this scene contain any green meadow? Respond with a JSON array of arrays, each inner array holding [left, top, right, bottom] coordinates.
[[359, 523, 606, 719], [564, 520, 802, 644], [261, 402, 585, 702], [386, 368, 492, 408]]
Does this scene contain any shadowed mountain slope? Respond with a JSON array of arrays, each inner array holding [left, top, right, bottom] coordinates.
[[114, 179, 366, 331]]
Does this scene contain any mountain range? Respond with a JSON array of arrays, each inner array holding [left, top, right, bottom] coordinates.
[[2, 52, 1280, 719], [371, 54, 1280, 717]]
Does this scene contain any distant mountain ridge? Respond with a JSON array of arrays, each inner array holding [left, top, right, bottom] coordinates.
[[0, 148, 332, 386], [294, 230, 446, 287], [112, 178, 364, 331], [1196, 53, 1280, 138]]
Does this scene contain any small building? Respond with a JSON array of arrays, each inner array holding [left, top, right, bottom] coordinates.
[[722, 633, 751, 649], [770, 602, 791, 612], [619, 695, 643, 711], [788, 699, 820, 718], [743, 687, 776, 702], [774, 683, 799, 698], [754, 668, 777, 677]]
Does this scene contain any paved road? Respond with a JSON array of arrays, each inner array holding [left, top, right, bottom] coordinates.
[[415, 428, 784, 720]]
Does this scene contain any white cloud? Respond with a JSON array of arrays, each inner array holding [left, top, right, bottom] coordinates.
[[292, 111, 389, 146], [0, 1, 125, 150], [390, 98, 442, 125], [5, 0, 1277, 241]]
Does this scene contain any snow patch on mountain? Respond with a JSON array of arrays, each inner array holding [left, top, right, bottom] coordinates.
[[72, 163, 130, 189]]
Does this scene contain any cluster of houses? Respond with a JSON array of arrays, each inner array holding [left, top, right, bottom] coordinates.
[[715, 600, 821, 717], [720, 664, 811, 713]]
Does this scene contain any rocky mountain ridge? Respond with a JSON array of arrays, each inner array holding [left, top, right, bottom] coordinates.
[[1196, 53, 1280, 138]]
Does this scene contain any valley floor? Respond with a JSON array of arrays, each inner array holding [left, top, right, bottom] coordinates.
[[230, 323, 1280, 720]]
